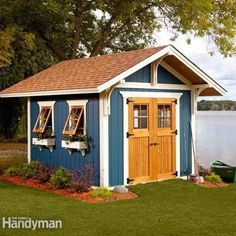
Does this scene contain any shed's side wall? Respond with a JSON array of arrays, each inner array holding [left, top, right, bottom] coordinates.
[[109, 66, 192, 186], [31, 94, 100, 186]]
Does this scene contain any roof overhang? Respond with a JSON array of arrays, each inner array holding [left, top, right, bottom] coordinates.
[[0, 88, 99, 98], [0, 45, 226, 98], [97, 45, 226, 96]]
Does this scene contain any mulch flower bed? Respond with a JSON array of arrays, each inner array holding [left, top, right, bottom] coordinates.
[[199, 181, 229, 188], [0, 176, 138, 203]]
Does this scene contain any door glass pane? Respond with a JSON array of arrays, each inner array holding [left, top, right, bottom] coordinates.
[[134, 118, 139, 129], [141, 118, 147, 128], [134, 105, 139, 117], [140, 105, 147, 116], [158, 105, 171, 128], [133, 104, 148, 129]]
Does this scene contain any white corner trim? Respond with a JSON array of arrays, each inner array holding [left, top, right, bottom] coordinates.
[[99, 92, 109, 187], [27, 97, 31, 164], [66, 100, 88, 135], [116, 82, 192, 90], [120, 91, 182, 185], [37, 101, 56, 133], [120, 91, 183, 99]]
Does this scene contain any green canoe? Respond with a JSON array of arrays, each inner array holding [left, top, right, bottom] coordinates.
[[210, 161, 236, 183]]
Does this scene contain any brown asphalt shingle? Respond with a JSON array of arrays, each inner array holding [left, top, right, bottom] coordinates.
[[0, 46, 167, 95]]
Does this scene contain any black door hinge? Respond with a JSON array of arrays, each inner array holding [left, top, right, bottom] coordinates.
[[127, 178, 135, 184], [126, 98, 134, 104], [172, 130, 178, 135], [172, 99, 177, 104], [126, 132, 134, 138], [172, 171, 178, 176]]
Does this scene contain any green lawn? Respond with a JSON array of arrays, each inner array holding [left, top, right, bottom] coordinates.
[[0, 180, 236, 236]]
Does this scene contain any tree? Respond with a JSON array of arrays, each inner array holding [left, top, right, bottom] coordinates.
[[0, 0, 235, 138], [0, 0, 235, 66]]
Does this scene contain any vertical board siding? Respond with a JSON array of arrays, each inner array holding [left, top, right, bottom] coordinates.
[[158, 65, 184, 84], [125, 65, 150, 83], [109, 88, 191, 186], [31, 94, 100, 186]]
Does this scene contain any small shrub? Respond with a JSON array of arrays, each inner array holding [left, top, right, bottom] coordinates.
[[34, 163, 55, 183], [4, 166, 21, 176], [199, 166, 211, 177], [71, 165, 94, 193], [205, 172, 222, 183], [0, 155, 27, 175], [90, 187, 112, 198], [49, 167, 72, 188], [19, 161, 40, 179]]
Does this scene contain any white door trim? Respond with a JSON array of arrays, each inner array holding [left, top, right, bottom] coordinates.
[[120, 91, 183, 185]]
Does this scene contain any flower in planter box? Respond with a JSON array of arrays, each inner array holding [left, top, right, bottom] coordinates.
[[36, 126, 55, 139], [63, 134, 89, 145]]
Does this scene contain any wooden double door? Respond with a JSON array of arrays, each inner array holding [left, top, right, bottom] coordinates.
[[128, 97, 177, 184]]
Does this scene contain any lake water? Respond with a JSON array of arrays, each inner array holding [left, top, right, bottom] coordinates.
[[196, 111, 236, 167]]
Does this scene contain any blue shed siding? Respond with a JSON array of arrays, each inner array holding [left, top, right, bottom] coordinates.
[[125, 65, 184, 84], [125, 65, 150, 83], [31, 94, 100, 186], [158, 65, 184, 84], [109, 88, 192, 186]]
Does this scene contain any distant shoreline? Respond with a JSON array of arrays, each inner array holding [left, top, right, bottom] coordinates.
[[198, 100, 236, 111]]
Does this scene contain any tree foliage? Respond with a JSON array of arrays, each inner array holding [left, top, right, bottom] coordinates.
[[198, 100, 236, 111], [0, 0, 235, 66]]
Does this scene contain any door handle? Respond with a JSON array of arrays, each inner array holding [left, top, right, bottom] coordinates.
[[150, 142, 160, 146]]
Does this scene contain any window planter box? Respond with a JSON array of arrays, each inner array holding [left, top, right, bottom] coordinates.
[[61, 140, 87, 156], [32, 137, 55, 152]]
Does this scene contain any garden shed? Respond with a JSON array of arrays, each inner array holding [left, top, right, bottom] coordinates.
[[0, 45, 226, 187]]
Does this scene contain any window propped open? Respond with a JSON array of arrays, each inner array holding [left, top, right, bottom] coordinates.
[[33, 106, 52, 133], [63, 106, 84, 135]]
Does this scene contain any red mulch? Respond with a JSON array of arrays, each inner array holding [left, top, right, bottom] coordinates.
[[199, 181, 229, 188], [0, 176, 138, 203]]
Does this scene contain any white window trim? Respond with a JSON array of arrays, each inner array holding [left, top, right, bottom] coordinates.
[[119, 91, 183, 185], [37, 101, 55, 134], [66, 100, 88, 135]]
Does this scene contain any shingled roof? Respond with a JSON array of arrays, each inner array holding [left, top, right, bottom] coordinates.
[[0, 45, 226, 97], [0, 46, 166, 95]]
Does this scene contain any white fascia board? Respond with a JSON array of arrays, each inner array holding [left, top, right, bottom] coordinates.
[[97, 46, 171, 92], [169, 46, 226, 95], [116, 82, 192, 90], [120, 91, 183, 99], [0, 88, 99, 98]]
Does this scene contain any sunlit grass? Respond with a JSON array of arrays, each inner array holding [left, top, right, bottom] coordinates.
[[0, 179, 236, 236]]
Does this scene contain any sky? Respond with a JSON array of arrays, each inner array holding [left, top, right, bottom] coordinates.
[[155, 30, 236, 101]]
